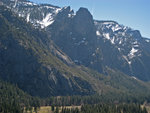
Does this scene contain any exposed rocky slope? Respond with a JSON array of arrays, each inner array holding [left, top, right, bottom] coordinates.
[[0, 6, 94, 97]]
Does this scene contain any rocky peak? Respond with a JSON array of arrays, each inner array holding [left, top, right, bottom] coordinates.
[[76, 7, 93, 19], [62, 6, 71, 13], [55, 6, 74, 20], [73, 7, 95, 35]]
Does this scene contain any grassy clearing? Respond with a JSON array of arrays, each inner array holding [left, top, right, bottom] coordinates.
[[141, 105, 150, 113], [145, 106, 150, 113], [25, 105, 149, 113], [24, 106, 81, 113]]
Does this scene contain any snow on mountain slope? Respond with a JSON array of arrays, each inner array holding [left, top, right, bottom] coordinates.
[[128, 47, 139, 59], [1, 0, 62, 28], [1, 0, 150, 81], [94, 20, 143, 64], [36, 13, 54, 28]]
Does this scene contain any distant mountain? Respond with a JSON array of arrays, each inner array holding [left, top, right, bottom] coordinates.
[[1, 0, 150, 99]]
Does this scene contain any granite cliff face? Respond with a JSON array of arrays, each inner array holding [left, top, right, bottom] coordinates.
[[49, 7, 99, 69], [49, 6, 150, 81]]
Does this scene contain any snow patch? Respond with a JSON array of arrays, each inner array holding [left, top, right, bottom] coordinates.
[[111, 36, 115, 44], [18, 13, 25, 17], [122, 55, 131, 65], [26, 13, 30, 22], [44, 6, 55, 9], [146, 40, 150, 43], [23, 2, 37, 6], [133, 41, 139, 47], [128, 47, 138, 59], [96, 31, 101, 36], [103, 22, 114, 25], [118, 48, 121, 51], [13, 0, 18, 8], [55, 8, 61, 14], [68, 14, 72, 17], [131, 76, 137, 80], [103, 33, 116, 44], [122, 32, 125, 36], [119, 40, 122, 44], [103, 33, 110, 40], [37, 13, 54, 28], [111, 24, 122, 32]]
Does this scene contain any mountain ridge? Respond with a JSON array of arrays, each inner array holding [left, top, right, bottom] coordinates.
[[0, 0, 150, 99], [0, 5, 95, 97]]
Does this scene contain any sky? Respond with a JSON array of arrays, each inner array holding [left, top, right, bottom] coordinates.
[[29, 0, 150, 38]]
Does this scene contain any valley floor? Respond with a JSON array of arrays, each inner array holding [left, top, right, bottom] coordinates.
[[24, 105, 149, 113]]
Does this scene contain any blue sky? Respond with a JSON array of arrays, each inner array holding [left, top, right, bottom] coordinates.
[[30, 0, 150, 38]]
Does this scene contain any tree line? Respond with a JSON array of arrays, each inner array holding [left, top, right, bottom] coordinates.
[[0, 79, 40, 113], [1, 78, 150, 113], [60, 104, 147, 113]]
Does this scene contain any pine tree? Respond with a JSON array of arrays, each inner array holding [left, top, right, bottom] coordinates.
[[55, 106, 59, 113], [51, 105, 55, 111]]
